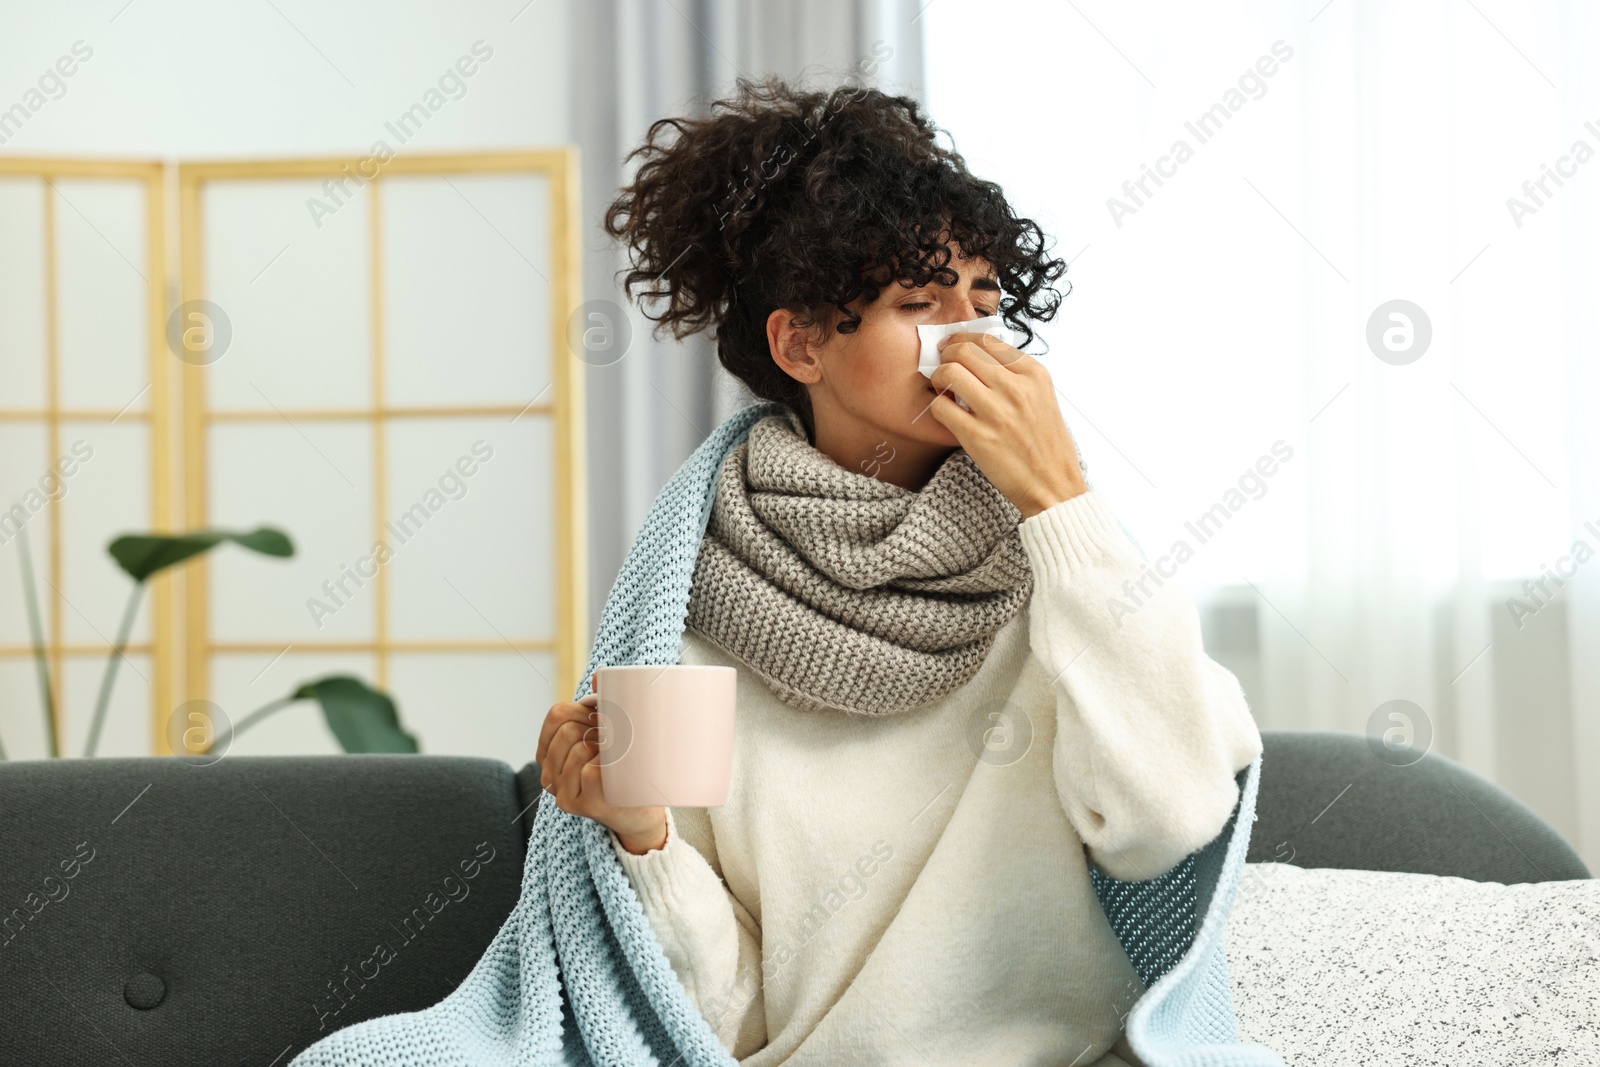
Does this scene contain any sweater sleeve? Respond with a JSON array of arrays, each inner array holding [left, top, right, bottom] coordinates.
[[1017, 488, 1264, 882], [609, 805, 766, 1057]]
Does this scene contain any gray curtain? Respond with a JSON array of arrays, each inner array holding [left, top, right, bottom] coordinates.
[[570, 0, 928, 633]]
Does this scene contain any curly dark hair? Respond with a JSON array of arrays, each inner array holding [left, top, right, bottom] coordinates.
[[602, 75, 1070, 438]]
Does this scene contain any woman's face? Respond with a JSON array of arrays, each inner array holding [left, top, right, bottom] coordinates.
[[768, 247, 1003, 483]]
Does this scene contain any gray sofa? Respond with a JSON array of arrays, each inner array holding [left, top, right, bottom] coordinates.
[[0, 730, 1587, 1064]]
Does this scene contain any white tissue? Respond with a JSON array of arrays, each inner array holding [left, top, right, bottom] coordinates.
[[915, 315, 1027, 379], [915, 315, 1028, 413]]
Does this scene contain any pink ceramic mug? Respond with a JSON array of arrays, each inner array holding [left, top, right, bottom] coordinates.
[[587, 664, 737, 808]]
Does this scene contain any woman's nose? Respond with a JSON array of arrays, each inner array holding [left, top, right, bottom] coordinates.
[[937, 301, 981, 324]]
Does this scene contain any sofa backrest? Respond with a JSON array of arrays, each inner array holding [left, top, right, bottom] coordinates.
[[0, 754, 534, 1065], [1251, 730, 1590, 882]]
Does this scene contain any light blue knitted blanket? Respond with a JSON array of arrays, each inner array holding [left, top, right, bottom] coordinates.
[[292, 400, 1283, 1066]]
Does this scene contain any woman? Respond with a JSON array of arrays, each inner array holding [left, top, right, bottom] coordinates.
[[536, 76, 1263, 1067]]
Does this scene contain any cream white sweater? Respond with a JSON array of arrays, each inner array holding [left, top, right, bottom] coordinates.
[[608, 489, 1263, 1066]]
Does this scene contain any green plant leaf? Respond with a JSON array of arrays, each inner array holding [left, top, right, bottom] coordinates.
[[108, 527, 294, 582], [294, 675, 419, 754]]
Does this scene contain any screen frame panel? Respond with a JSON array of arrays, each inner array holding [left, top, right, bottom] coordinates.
[[0, 156, 175, 759], [177, 151, 586, 750]]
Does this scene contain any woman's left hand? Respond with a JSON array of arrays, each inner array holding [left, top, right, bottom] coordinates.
[[926, 331, 1088, 518]]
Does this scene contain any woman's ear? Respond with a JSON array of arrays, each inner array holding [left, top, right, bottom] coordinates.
[[767, 308, 823, 385]]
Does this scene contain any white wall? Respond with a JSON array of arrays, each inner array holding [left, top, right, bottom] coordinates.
[[0, 0, 570, 156]]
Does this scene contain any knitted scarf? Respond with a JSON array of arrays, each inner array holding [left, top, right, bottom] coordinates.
[[684, 405, 1032, 716], [289, 400, 1284, 1067]]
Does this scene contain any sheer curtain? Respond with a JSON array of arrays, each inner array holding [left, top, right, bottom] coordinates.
[[926, 0, 1600, 870]]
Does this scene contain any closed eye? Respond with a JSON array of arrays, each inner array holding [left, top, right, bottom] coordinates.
[[901, 302, 1000, 316]]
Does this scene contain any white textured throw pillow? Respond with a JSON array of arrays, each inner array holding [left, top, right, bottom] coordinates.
[[1224, 862, 1600, 1066]]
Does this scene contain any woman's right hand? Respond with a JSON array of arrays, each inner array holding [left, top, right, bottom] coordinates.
[[536, 672, 669, 855]]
